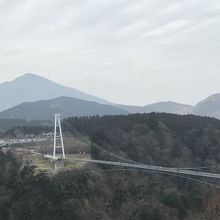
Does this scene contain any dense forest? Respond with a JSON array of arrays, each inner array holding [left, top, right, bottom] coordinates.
[[1, 113, 220, 219]]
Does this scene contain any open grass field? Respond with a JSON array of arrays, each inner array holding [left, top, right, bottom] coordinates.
[[11, 146, 91, 175]]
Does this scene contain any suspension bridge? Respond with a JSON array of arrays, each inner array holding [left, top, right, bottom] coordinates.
[[41, 114, 220, 184]]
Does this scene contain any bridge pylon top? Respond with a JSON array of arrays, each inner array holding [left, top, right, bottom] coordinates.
[[53, 114, 65, 160]]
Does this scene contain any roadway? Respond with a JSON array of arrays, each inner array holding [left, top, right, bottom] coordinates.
[[67, 158, 220, 179]]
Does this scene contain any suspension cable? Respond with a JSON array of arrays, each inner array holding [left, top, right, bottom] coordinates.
[[57, 167, 220, 189], [63, 121, 139, 164], [62, 120, 220, 173]]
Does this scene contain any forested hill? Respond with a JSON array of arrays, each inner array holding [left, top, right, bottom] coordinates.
[[65, 113, 220, 167], [2, 113, 220, 219]]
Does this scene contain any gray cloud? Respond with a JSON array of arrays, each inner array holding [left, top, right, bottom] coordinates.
[[0, 0, 220, 105]]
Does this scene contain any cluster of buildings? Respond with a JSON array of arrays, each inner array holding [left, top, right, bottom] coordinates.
[[0, 132, 54, 147]]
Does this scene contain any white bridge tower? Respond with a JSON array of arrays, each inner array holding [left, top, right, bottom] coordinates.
[[53, 114, 66, 160]]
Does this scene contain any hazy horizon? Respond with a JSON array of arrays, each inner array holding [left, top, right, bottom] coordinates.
[[0, 72, 216, 107], [1, 0, 220, 105]]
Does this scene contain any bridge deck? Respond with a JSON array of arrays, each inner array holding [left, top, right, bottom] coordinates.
[[67, 158, 220, 179]]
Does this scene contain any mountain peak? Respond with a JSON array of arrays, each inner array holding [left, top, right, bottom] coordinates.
[[21, 73, 38, 77], [13, 73, 49, 83], [0, 73, 111, 112]]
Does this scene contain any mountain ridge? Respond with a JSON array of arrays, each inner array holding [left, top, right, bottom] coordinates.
[[0, 96, 127, 121], [192, 93, 220, 119], [2, 73, 220, 120], [117, 101, 193, 114]]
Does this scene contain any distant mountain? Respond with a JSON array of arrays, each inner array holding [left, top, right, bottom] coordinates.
[[0, 73, 111, 112], [143, 102, 193, 114], [3, 73, 220, 120], [193, 94, 220, 119], [0, 97, 127, 121], [116, 104, 145, 114], [118, 101, 193, 115]]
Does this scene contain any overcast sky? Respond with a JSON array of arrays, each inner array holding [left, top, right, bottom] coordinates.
[[0, 0, 220, 105]]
